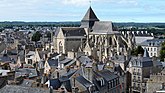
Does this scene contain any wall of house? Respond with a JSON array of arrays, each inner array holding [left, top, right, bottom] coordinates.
[[56, 29, 65, 53], [142, 46, 160, 57], [146, 74, 165, 93]]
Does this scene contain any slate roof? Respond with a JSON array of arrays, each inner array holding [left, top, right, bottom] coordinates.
[[94, 70, 118, 81], [140, 38, 165, 47], [78, 56, 92, 64], [82, 7, 99, 21], [20, 79, 34, 87], [0, 54, 14, 63], [111, 55, 126, 63], [130, 57, 153, 67], [61, 27, 86, 37], [49, 79, 61, 90], [75, 75, 93, 88], [59, 58, 72, 64], [59, 69, 77, 82], [15, 68, 38, 78], [0, 85, 50, 93], [91, 21, 120, 34], [47, 59, 58, 67]]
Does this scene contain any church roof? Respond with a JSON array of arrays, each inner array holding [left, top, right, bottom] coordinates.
[[61, 28, 86, 37], [91, 21, 120, 34], [82, 7, 99, 21]]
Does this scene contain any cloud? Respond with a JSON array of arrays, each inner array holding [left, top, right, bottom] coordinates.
[[61, 0, 138, 6], [62, 0, 92, 6]]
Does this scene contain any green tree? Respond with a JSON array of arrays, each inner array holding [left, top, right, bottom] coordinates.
[[32, 31, 42, 42], [160, 41, 165, 61], [131, 46, 144, 56]]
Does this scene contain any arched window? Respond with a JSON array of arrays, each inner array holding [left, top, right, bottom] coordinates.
[[59, 41, 63, 53]]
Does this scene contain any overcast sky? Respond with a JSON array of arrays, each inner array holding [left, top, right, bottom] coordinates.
[[0, 0, 164, 22]]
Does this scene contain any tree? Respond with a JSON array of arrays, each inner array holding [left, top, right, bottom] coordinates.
[[160, 41, 165, 61], [131, 46, 144, 56], [32, 31, 42, 42]]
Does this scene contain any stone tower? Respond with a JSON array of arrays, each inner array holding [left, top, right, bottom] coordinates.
[[81, 7, 99, 29]]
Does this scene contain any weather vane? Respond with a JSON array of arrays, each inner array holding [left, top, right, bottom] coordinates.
[[89, 0, 91, 6]]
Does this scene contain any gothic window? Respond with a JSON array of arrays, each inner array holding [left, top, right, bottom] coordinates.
[[109, 37, 112, 45], [59, 41, 63, 53]]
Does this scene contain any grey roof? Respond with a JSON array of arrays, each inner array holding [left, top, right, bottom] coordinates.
[[95, 70, 118, 81], [143, 48, 149, 57], [82, 7, 99, 21], [130, 57, 153, 67], [0, 42, 6, 54], [49, 79, 61, 90], [91, 21, 120, 34], [97, 64, 105, 71], [47, 59, 58, 67], [0, 54, 14, 63], [78, 56, 92, 64], [59, 58, 72, 64], [15, 68, 38, 78], [0, 85, 50, 93], [20, 79, 34, 87], [140, 38, 165, 47], [111, 55, 126, 63], [61, 27, 86, 37], [75, 75, 93, 88], [59, 69, 77, 82]]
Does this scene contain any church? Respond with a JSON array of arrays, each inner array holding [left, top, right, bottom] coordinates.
[[53, 7, 135, 62]]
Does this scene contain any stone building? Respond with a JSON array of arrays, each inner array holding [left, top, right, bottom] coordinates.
[[53, 7, 135, 62], [127, 49, 162, 93], [146, 69, 165, 93], [140, 38, 165, 57]]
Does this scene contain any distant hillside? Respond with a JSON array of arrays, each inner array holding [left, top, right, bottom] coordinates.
[[113, 22, 165, 28], [0, 21, 80, 27], [0, 21, 165, 28]]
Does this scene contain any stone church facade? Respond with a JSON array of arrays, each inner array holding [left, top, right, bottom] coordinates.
[[53, 7, 135, 62]]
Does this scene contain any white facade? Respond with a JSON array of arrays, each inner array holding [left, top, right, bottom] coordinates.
[[142, 46, 160, 57], [140, 39, 165, 57]]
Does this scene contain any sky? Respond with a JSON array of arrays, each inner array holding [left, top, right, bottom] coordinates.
[[0, 0, 165, 22]]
